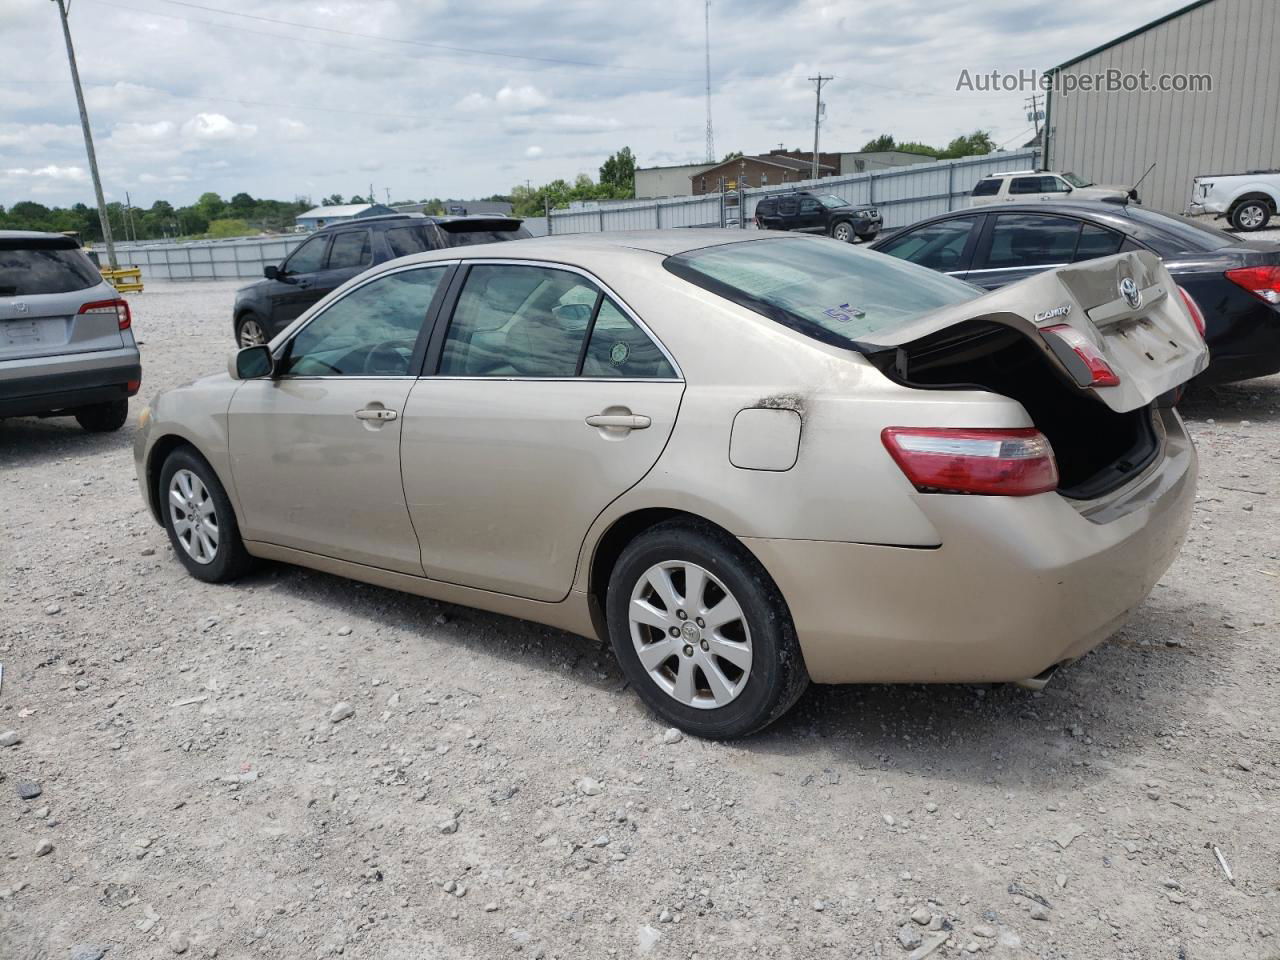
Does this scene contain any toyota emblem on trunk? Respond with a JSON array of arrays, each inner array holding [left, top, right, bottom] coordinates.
[[14, 302, 28, 314], [1119, 277, 1142, 310]]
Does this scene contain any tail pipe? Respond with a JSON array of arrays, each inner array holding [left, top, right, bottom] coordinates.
[[1014, 662, 1065, 692]]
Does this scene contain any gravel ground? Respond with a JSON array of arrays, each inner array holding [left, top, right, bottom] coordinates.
[[2, 279, 1278, 960]]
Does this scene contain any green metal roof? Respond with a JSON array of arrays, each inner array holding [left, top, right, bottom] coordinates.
[[1050, 0, 1218, 72]]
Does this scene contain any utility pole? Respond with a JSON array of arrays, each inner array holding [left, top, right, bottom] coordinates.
[[1024, 94, 1043, 138], [703, 0, 714, 163], [125, 190, 136, 243], [808, 75, 832, 180], [53, 0, 116, 268]]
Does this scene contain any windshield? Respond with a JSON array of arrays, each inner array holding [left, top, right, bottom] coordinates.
[[664, 236, 979, 346], [817, 195, 850, 209], [1061, 172, 1093, 188]]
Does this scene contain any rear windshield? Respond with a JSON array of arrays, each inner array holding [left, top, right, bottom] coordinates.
[[438, 221, 532, 247], [0, 241, 102, 296], [1122, 207, 1242, 251], [665, 236, 979, 345]]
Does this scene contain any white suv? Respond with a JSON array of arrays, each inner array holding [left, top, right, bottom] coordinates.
[[1188, 170, 1279, 232], [970, 171, 1137, 207]]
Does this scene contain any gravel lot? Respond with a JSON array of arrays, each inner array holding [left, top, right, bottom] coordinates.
[[2, 279, 1278, 960]]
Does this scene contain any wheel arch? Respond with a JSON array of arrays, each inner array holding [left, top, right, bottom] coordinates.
[[585, 507, 769, 643], [1228, 190, 1278, 214], [145, 435, 231, 526]]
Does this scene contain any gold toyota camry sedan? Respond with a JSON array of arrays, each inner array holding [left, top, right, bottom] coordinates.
[[135, 231, 1207, 737]]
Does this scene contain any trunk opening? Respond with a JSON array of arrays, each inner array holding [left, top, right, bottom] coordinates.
[[877, 321, 1161, 500]]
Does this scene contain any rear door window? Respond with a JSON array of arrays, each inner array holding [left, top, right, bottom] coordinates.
[[982, 214, 1081, 269], [1008, 177, 1043, 195], [326, 231, 373, 269], [1073, 223, 1125, 260], [778, 198, 799, 216], [0, 242, 101, 295], [582, 299, 676, 379], [876, 217, 980, 272], [798, 198, 821, 214]]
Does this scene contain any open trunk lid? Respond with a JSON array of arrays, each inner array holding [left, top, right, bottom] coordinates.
[[858, 251, 1208, 413]]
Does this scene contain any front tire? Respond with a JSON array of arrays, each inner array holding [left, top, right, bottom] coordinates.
[[605, 521, 809, 739], [75, 399, 128, 433], [1230, 200, 1271, 232], [159, 447, 253, 583], [831, 221, 855, 243], [236, 313, 268, 347]]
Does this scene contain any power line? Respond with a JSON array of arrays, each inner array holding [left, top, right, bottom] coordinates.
[[141, 0, 699, 76]]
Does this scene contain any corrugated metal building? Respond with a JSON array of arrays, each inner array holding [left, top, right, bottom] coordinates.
[[1045, 0, 1280, 214], [634, 162, 716, 199]]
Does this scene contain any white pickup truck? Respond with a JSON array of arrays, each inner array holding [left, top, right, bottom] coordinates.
[[1188, 170, 1280, 232]]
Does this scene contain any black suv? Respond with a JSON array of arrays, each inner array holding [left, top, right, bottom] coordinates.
[[754, 192, 881, 243], [232, 214, 531, 345]]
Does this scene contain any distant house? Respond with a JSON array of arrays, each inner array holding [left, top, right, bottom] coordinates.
[[691, 151, 840, 195], [295, 202, 395, 232], [838, 150, 936, 174], [635, 161, 718, 199]]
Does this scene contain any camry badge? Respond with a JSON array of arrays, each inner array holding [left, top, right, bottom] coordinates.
[[1120, 277, 1143, 310], [1034, 304, 1072, 323]]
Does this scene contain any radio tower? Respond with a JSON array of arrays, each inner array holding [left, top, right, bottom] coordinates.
[[704, 0, 715, 162]]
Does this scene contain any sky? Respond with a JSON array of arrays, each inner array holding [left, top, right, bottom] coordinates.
[[1, 0, 1190, 208]]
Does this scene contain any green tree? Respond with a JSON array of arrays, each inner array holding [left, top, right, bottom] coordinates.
[[598, 146, 636, 196], [721, 150, 744, 161], [207, 218, 258, 238], [322, 193, 344, 205], [860, 134, 896, 152]]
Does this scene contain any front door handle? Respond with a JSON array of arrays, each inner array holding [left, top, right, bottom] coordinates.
[[586, 413, 651, 430], [355, 407, 398, 422]]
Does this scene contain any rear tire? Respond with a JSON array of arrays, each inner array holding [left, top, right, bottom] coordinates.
[[1230, 199, 1271, 232], [158, 447, 254, 583], [605, 521, 809, 739], [75, 399, 128, 433], [831, 221, 855, 243]]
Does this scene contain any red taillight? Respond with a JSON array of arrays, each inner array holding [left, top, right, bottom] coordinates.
[[126, 379, 141, 395], [881, 427, 1059, 497], [1041, 323, 1120, 387], [79, 298, 131, 330], [1177, 285, 1206, 338], [1225, 265, 1280, 306]]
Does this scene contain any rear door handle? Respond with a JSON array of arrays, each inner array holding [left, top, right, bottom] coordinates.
[[586, 413, 651, 430], [355, 407, 398, 421]]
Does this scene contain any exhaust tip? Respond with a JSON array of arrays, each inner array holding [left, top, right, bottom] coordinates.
[[1014, 662, 1065, 692]]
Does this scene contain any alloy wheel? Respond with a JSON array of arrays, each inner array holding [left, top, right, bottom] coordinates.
[[168, 468, 219, 564], [1238, 204, 1266, 230], [833, 222, 853, 242], [238, 318, 266, 347], [628, 560, 753, 710]]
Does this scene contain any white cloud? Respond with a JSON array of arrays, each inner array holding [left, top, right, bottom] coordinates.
[[277, 118, 309, 140], [524, 145, 543, 158], [112, 120, 177, 144], [180, 113, 258, 142], [85, 82, 158, 111], [496, 84, 548, 109], [2, 165, 88, 182], [456, 92, 490, 112]]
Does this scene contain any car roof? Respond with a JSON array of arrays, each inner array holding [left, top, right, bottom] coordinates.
[[369, 229, 778, 270], [0, 229, 81, 244]]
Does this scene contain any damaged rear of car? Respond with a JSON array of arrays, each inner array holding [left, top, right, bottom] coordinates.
[[667, 237, 1205, 687]]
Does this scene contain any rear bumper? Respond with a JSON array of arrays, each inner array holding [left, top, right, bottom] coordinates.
[[744, 409, 1197, 684], [0, 347, 141, 418]]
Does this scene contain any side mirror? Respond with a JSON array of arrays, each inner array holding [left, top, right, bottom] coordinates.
[[230, 345, 274, 380], [264, 265, 281, 280]]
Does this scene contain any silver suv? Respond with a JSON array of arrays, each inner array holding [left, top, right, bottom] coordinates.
[[1, 231, 141, 432]]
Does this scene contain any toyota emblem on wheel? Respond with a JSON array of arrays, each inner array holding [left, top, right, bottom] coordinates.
[[1120, 277, 1143, 310]]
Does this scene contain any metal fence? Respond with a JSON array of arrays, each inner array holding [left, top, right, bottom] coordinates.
[[549, 149, 1042, 234], [110, 235, 307, 282]]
